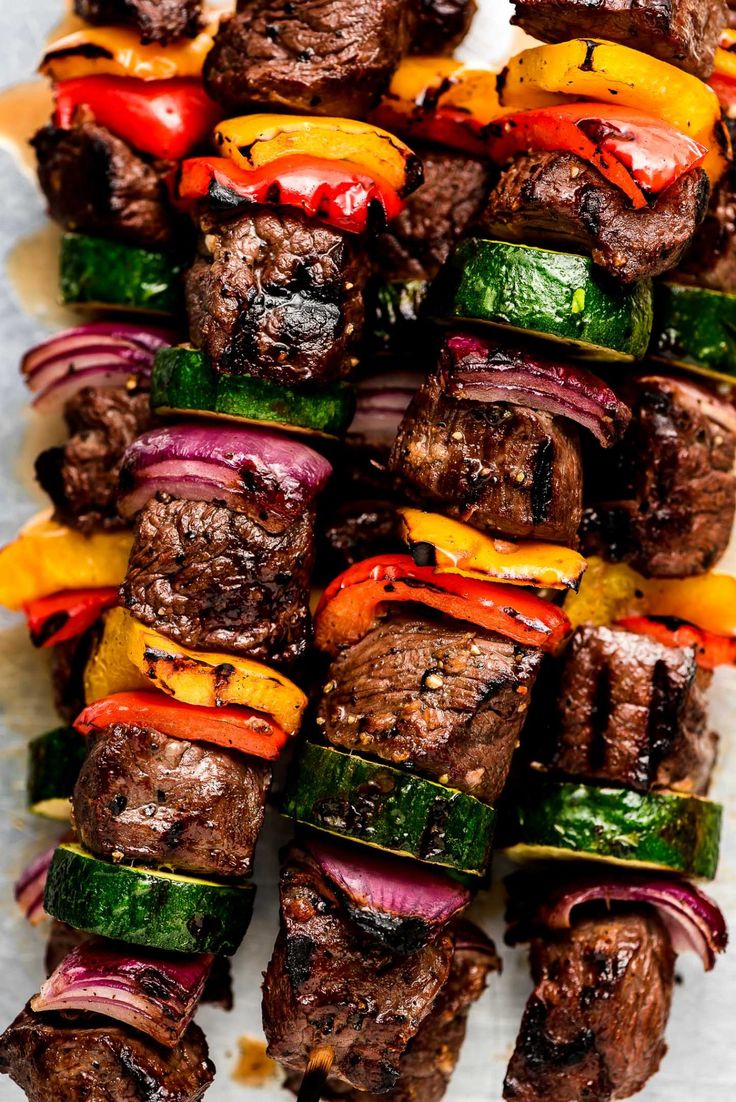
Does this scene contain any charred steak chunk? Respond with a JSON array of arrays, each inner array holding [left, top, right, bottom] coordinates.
[[74, 0, 203, 43], [319, 498, 402, 577], [504, 910, 675, 1102], [0, 1006, 214, 1102], [411, 0, 477, 54], [297, 922, 498, 1102], [545, 625, 717, 795], [483, 152, 709, 284], [581, 375, 736, 577], [33, 121, 177, 249], [390, 371, 583, 544], [318, 615, 542, 803], [375, 149, 494, 283], [510, 1, 728, 77], [36, 386, 152, 533], [73, 723, 271, 880], [121, 497, 314, 666], [263, 844, 454, 1093], [204, 0, 417, 118], [678, 154, 736, 292], [186, 205, 366, 386], [51, 631, 97, 723]]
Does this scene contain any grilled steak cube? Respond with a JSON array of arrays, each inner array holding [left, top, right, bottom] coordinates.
[[204, 0, 417, 118], [73, 723, 271, 879], [546, 625, 717, 795], [293, 921, 498, 1102], [51, 632, 96, 723], [36, 386, 152, 534], [74, 0, 203, 43], [389, 371, 583, 544], [319, 498, 402, 577], [504, 911, 675, 1102], [375, 149, 494, 283], [262, 844, 454, 1093], [483, 152, 709, 284], [33, 122, 177, 249], [510, 0, 728, 77], [186, 205, 366, 386], [120, 498, 314, 666], [0, 1006, 214, 1102], [582, 375, 736, 577], [317, 615, 542, 803], [679, 148, 736, 292], [411, 0, 477, 54]]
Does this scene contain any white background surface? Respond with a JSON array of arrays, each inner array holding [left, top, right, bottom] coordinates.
[[0, 1, 733, 1099]]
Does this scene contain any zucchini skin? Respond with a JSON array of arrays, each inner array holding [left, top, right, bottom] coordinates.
[[506, 780, 722, 880], [432, 238, 653, 361], [651, 282, 736, 383], [152, 347, 356, 436], [27, 726, 87, 820], [282, 743, 495, 877], [44, 844, 255, 955], [60, 233, 183, 315]]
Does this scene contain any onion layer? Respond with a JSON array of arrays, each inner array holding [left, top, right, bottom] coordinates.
[[309, 837, 470, 951], [22, 323, 176, 412], [119, 422, 332, 532], [32, 941, 213, 1048], [442, 333, 631, 447], [15, 846, 56, 927], [349, 372, 423, 449], [537, 875, 727, 971]]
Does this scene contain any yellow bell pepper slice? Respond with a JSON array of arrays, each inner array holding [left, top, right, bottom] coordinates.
[[398, 508, 587, 590], [0, 514, 132, 612], [40, 24, 216, 82], [565, 557, 736, 638], [214, 115, 422, 198], [498, 39, 727, 182], [85, 607, 307, 734]]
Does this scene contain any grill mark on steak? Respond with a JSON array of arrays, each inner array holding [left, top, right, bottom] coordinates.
[[32, 121, 179, 249], [74, 0, 203, 44], [482, 151, 710, 284], [646, 659, 680, 784], [263, 844, 454, 1093], [530, 438, 554, 526]]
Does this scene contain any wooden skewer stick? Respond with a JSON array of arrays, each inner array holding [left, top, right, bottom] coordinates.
[[297, 1045, 335, 1102]]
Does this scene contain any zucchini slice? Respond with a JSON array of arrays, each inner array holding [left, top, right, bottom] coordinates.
[[371, 278, 431, 354], [282, 742, 495, 877], [27, 727, 87, 821], [44, 843, 255, 955], [432, 239, 653, 361], [151, 347, 356, 437], [60, 233, 183, 316], [504, 780, 722, 880], [650, 281, 736, 384]]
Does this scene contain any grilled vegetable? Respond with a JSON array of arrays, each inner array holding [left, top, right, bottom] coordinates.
[[55, 77, 220, 161], [504, 780, 722, 880], [84, 608, 307, 735], [41, 24, 215, 82], [24, 588, 118, 649], [151, 347, 355, 437], [0, 516, 132, 611], [75, 691, 289, 762], [283, 743, 495, 877], [614, 617, 736, 670], [60, 234, 183, 316], [214, 115, 423, 199], [44, 843, 255, 955], [314, 554, 572, 656], [650, 282, 736, 384], [27, 727, 87, 821], [432, 240, 654, 360], [498, 38, 727, 181], [399, 509, 587, 590]]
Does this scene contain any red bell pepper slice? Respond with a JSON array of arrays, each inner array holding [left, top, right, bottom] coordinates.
[[24, 587, 118, 649], [54, 76, 221, 161], [709, 72, 736, 111], [615, 616, 736, 671], [74, 691, 289, 761], [314, 554, 571, 655], [176, 155, 405, 234], [487, 104, 707, 209]]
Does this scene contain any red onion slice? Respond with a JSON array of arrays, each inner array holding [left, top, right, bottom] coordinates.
[[32, 365, 151, 413], [31, 941, 213, 1048], [538, 875, 728, 971], [442, 333, 631, 447], [118, 423, 332, 533], [14, 846, 56, 927], [23, 323, 177, 380], [453, 920, 502, 969], [309, 838, 470, 950], [349, 372, 422, 448]]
